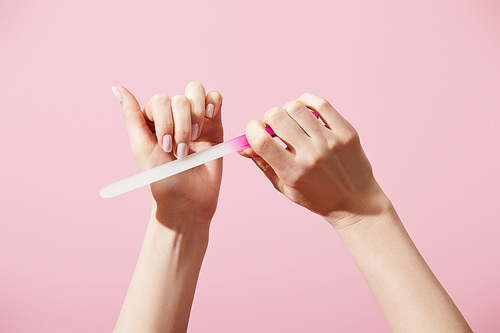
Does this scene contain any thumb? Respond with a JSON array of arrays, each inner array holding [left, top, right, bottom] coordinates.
[[112, 85, 152, 147], [239, 147, 283, 192]]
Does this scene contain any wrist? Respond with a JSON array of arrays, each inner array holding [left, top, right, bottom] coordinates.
[[146, 202, 211, 253], [323, 191, 395, 232], [145, 215, 209, 258], [150, 200, 213, 235]]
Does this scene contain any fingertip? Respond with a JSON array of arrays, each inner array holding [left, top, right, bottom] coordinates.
[[236, 150, 249, 158], [237, 147, 256, 159], [113, 86, 151, 145], [113, 85, 138, 107], [113, 85, 128, 97], [206, 89, 222, 103], [111, 86, 122, 103], [114, 85, 142, 115], [185, 81, 205, 95], [205, 90, 223, 119]]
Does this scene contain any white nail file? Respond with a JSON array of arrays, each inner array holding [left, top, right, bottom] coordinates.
[[99, 134, 251, 198]]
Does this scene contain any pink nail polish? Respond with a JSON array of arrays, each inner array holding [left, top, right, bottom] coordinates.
[[162, 134, 172, 153], [206, 103, 215, 118], [191, 124, 199, 140], [111, 86, 122, 103], [177, 143, 188, 160]]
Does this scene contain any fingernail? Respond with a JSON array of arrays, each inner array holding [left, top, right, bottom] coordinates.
[[177, 143, 188, 160], [206, 103, 215, 118], [191, 124, 199, 140], [111, 86, 122, 103], [162, 134, 172, 153]]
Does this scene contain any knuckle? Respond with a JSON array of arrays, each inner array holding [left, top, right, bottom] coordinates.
[[299, 92, 313, 100], [338, 129, 360, 146], [193, 109, 204, 118], [171, 94, 189, 106], [316, 97, 331, 110], [299, 92, 331, 111], [193, 102, 205, 116], [158, 119, 173, 132], [264, 106, 284, 122], [326, 137, 339, 151], [284, 100, 305, 114], [150, 93, 170, 106], [305, 151, 324, 167], [174, 127, 190, 139], [325, 130, 359, 151], [252, 133, 270, 152], [347, 129, 360, 144], [246, 120, 273, 153]]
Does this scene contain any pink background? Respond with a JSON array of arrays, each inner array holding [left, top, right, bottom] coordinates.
[[1, 0, 499, 331]]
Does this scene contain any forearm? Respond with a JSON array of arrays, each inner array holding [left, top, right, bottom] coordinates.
[[114, 205, 210, 333], [329, 203, 471, 332]]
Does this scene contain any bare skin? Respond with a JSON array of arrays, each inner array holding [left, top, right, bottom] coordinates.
[[240, 94, 472, 332], [112, 84, 471, 332], [112, 82, 223, 333]]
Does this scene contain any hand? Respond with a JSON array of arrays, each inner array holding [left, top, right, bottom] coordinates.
[[240, 93, 391, 229], [113, 82, 223, 228]]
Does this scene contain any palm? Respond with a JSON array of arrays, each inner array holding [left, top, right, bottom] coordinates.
[[135, 119, 224, 221]]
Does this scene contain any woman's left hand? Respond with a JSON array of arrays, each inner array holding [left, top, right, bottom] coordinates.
[[113, 82, 223, 230]]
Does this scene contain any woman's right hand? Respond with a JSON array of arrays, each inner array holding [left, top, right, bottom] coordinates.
[[241, 93, 473, 333], [240, 93, 392, 229]]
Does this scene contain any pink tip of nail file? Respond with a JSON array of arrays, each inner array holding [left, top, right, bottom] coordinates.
[[99, 111, 318, 198]]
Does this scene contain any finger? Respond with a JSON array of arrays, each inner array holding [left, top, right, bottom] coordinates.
[[113, 86, 153, 149], [185, 81, 206, 140], [282, 100, 326, 138], [263, 106, 310, 153], [247, 149, 283, 192], [171, 95, 191, 160], [205, 89, 223, 122], [145, 94, 173, 153], [237, 147, 254, 159], [297, 93, 352, 135], [245, 119, 294, 174]]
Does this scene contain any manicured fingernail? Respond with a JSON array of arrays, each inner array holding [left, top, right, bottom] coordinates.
[[162, 134, 172, 153], [191, 124, 199, 140], [177, 143, 188, 160], [111, 86, 122, 103], [206, 103, 215, 118]]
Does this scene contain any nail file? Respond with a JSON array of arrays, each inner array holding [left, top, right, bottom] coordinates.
[[99, 111, 319, 198], [100, 132, 258, 198]]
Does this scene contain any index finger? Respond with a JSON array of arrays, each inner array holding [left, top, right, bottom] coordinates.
[[245, 119, 294, 175]]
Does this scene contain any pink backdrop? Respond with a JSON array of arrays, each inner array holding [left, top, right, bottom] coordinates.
[[1, 0, 499, 331]]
